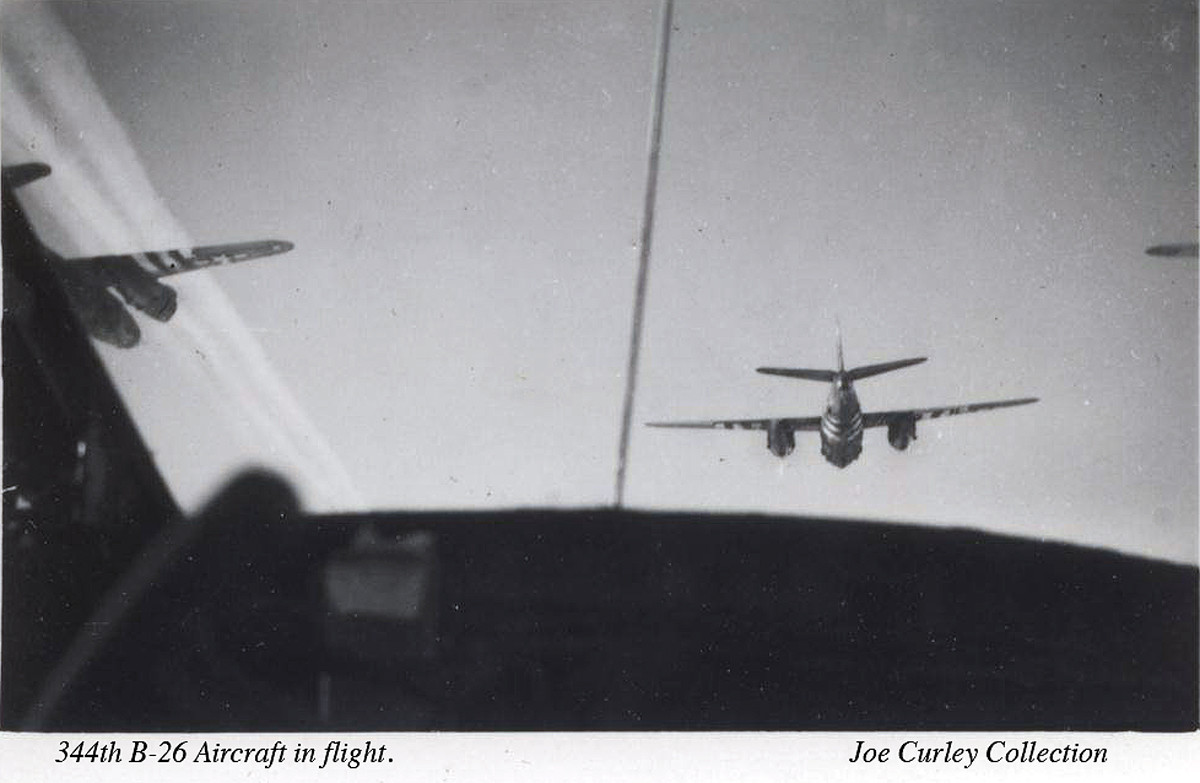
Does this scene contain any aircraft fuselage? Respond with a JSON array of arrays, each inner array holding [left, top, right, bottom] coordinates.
[[820, 376, 863, 468]]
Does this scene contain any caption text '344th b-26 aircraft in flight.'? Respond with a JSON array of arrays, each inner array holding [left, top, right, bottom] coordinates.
[[647, 335, 1038, 468], [3, 162, 293, 348]]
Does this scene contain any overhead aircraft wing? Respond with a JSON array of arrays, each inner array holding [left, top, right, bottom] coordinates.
[[646, 416, 823, 432], [862, 397, 1039, 428], [3, 161, 295, 348], [49, 241, 293, 348], [65, 240, 295, 278]]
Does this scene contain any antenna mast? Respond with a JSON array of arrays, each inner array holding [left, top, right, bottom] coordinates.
[[614, 0, 674, 507]]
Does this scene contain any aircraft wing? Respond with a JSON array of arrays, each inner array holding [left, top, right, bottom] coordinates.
[[861, 397, 1039, 428], [646, 417, 823, 431], [48, 241, 293, 348], [66, 240, 295, 278]]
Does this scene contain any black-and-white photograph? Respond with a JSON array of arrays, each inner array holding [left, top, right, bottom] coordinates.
[[1, 0, 1196, 761]]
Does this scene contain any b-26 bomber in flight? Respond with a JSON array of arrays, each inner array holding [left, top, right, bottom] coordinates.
[[1145, 243, 1198, 258], [3, 162, 293, 348], [647, 336, 1037, 468]]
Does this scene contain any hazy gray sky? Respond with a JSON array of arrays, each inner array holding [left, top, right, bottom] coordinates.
[[3, 0, 1195, 563]]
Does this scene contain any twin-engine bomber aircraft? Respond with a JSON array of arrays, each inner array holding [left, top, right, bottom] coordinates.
[[3, 162, 293, 348], [647, 338, 1037, 468]]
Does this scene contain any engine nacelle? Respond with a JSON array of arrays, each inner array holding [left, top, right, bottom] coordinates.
[[766, 420, 795, 458], [887, 416, 918, 451]]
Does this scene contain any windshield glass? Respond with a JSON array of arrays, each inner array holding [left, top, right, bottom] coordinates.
[[3, 0, 1196, 565]]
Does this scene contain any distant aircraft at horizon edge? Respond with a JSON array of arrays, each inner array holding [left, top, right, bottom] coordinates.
[[647, 334, 1038, 469], [1145, 243, 1198, 258], [3, 161, 294, 348]]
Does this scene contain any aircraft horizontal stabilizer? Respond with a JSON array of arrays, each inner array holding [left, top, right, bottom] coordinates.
[[846, 356, 926, 381], [755, 367, 837, 382], [756, 357, 925, 382]]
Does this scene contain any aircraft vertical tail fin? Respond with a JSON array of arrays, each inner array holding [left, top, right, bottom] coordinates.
[[835, 318, 844, 374], [755, 320, 845, 382]]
